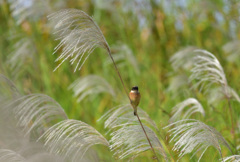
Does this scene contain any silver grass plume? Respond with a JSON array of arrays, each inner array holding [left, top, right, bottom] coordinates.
[[0, 76, 65, 162], [223, 40, 240, 62], [7, 0, 65, 24], [8, 0, 51, 24], [48, 9, 111, 72], [8, 94, 68, 136], [38, 119, 109, 162], [164, 119, 232, 161], [99, 104, 168, 160], [0, 74, 20, 101], [207, 87, 240, 105], [0, 75, 104, 161], [169, 98, 205, 123], [167, 74, 190, 97], [0, 149, 25, 162], [190, 49, 240, 101], [7, 36, 36, 78], [170, 46, 198, 71], [105, 43, 140, 74], [68, 75, 116, 102], [223, 155, 240, 162]]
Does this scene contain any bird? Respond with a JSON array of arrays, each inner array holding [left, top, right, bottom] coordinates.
[[129, 86, 141, 116]]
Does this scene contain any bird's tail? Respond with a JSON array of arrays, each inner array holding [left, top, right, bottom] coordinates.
[[134, 109, 137, 116]]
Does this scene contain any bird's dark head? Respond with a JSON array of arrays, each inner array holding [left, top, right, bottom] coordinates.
[[131, 86, 138, 91]]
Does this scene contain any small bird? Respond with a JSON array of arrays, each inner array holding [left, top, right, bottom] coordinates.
[[129, 86, 141, 116]]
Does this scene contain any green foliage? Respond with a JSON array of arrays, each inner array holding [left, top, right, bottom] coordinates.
[[0, 0, 240, 161]]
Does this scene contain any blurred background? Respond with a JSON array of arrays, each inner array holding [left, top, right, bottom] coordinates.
[[0, 0, 240, 161]]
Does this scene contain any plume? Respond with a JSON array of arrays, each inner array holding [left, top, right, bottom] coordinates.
[[0, 75, 105, 161], [99, 104, 168, 160], [38, 119, 109, 162], [207, 87, 240, 105], [68, 75, 116, 102], [7, 36, 36, 78], [0, 149, 25, 162], [8, 0, 51, 24], [170, 46, 198, 71], [169, 98, 205, 123], [7, 0, 65, 24], [223, 155, 240, 162], [8, 94, 68, 137], [48, 9, 111, 72], [222, 40, 240, 62], [0, 77, 65, 162], [0, 74, 20, 101], [164, 119, 231, 161], [167, 74, 190, 97], [190, 49, 240, 101], [105, 43, 140, 74]]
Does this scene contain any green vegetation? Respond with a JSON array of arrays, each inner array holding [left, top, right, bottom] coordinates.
[[0, 0, 239, 161]]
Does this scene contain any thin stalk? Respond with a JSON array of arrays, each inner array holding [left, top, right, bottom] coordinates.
[[107, 49, 130, 101], [136, 114, 159, 161], [227, 97, 235, 144], [219, 148, 224, 162], [107, 49, 159, 161]]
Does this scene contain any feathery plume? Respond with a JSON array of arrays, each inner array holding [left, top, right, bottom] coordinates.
[[48, 9, 110, 72], [38, 119, 109, 162], [169, 98, 205, 123], [170, 46, 197, 71], [0, 149, 25, 162], [99, 104, 167, 160], [8, 0, 65, 24], [7, 36, 36, 78], [164, 119, 231, 161], [99, 104, 157, 130], [223, 155, 240, 162], [9, 94, 68, 136], [8, 0, 51, 24], [167, 74, 190, 97], [190, 49, 235, 99], [68, 75, 115, 102], [222, 40, 240, 62], [0, 74, 19, 101], [105, 43, 140, 74]]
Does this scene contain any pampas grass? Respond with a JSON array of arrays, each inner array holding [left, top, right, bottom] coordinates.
[[1, 2, 240, 161], [165, 119, 232, 161], [48, 9, 111, 72], [99, 104, 167, 161], [169, 98, 205, 123], [0, 75, 109, 162], [68, 75, 116, 102]]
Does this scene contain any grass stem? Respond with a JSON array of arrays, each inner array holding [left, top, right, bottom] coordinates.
[[227, 97, 235, 145], [136, 114, 159, 161]]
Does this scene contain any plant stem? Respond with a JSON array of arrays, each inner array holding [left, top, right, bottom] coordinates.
[[136, 114, 159, 161], [107, 49, 159, 161], [107, 50, 130, 101], [227, 97, 235, 144]]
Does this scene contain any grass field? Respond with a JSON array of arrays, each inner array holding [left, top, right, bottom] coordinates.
[[0, 0, 240, 161]]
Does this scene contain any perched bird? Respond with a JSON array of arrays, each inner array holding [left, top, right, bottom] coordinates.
[[129, 86, 141, 116]]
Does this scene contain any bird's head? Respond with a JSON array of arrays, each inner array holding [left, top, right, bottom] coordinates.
[[131, 86, 138, 92]]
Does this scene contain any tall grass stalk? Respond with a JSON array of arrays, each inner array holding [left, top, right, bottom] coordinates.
[[227, 97, 235, 144]]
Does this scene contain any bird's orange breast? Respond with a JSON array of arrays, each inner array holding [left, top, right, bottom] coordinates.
[[129, 92, 141, 104]]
